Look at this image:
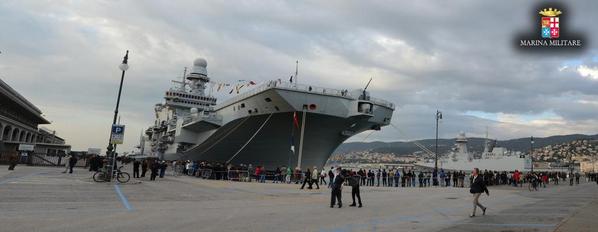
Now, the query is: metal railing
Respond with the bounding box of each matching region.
[182,113,223,125]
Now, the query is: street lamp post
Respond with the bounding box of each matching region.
[105,50,129,180]
[530,136,534,173]
[434,110,442,186]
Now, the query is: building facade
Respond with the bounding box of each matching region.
[0,78,70,164]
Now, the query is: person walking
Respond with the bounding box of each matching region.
[61,154,72,173]
[320,169,328,185]
[286,167,292,184]
[7,151,18,171]
[159,161,167,178]
[141,159,148,178]
[330,167,344,208]
[68,154,78,174]
[300,168,313,189]
[469,168,489,217]
[150,160,159,181]
[349,171,362,207]
[273,167,281,183]
[328,167,335,188]
[312,167,320,189]
[133,160,140,178]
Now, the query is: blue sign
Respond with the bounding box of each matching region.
[110,124,125,144]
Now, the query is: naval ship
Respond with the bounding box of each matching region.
[142,58,395,169]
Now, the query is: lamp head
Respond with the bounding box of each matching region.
[119,50,129,71]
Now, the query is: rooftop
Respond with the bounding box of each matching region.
[0,78,50,124]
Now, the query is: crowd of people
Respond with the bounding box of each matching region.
[78,156,598,192]
[349,169,469,188]
[143,159,598,189]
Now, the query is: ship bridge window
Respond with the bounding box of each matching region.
[248,110,252,114]
[240,103,245,108]
[264,97,272,102]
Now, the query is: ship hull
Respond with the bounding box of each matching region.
[175,111,377,169]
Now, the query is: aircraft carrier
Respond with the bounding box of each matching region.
[142,58,395,169]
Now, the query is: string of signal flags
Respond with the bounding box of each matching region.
[212,79,257,94]
[211,78,289,94]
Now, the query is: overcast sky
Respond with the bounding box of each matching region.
[1,0,597,152]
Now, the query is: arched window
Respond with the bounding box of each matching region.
[11,128,20,141]
[2,125,11,141]
[19,131,26,142]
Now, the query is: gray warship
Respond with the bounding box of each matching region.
[142,58,395,169]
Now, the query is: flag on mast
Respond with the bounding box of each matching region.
[293,112,299,128]
[290,135,295,152]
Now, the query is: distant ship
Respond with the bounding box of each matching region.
[140,58,395,169]
[421,132,525,171]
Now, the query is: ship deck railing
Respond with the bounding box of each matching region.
[216,80,394,110]
[182,114,223,125]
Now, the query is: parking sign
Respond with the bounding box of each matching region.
[111,124,125,144]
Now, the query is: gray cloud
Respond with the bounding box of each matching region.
[1,0,597,151]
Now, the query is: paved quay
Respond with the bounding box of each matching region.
[1,165,597,232]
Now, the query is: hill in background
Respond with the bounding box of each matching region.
[334,134,598,156]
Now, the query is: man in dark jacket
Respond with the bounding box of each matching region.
[300,168,313,189]
[349,171,362,208]
[159,161,167,178]
[469,168,489,217]
[7,152,18,171]
[141,160,148,177]
[330,167,345,208]
[133,160,140,178]
[328,167,334,188]
[68,155,78,174]
[150,160,159,181]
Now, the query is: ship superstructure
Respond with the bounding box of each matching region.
[422,131,524,171]
[144,58,395,169]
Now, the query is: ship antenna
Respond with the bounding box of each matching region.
[181,67,187,91]
[295,60,299,87]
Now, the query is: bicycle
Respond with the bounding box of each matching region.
[528,178,539,191]
[93,166,130,183]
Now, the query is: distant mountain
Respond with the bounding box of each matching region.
[334,134,598,156]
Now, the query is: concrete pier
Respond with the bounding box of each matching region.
[1,166,596,232]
